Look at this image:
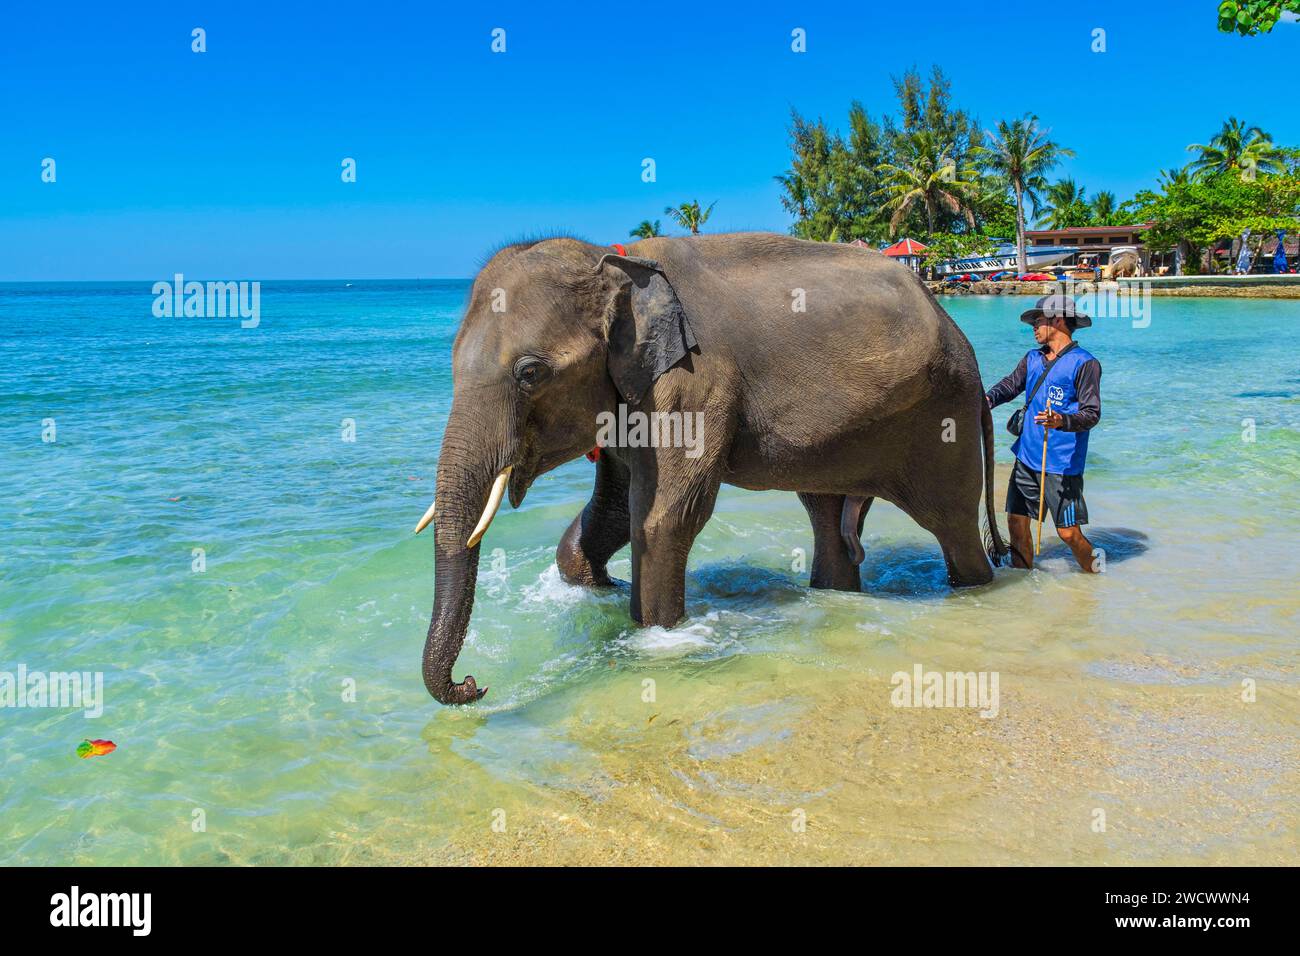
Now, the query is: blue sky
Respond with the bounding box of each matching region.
[3,1,1297,280]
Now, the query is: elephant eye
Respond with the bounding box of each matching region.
[513,358,548,388]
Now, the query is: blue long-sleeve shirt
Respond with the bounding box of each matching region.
[987,342,1102,474]
[987,343,1102,432]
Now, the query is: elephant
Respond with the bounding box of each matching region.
[414,232,1009,704]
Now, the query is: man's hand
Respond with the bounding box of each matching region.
[1035,408,1065,429]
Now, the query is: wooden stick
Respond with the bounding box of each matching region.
[1036,397,1051,555]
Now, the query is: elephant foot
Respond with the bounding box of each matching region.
[556,535,613,587]
[556,524,615,587]
[938,526,996,588]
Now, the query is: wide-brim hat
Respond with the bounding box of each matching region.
[1020,294,1092,328]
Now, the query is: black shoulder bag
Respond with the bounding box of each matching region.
[1007,349,1068,437]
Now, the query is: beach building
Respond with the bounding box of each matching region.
[877,237,927,272]
[1025,223,1156,271]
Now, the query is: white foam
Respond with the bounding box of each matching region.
[520,563,589,607]
[620,612,720,658]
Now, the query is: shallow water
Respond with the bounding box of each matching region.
[1,282,1296,865]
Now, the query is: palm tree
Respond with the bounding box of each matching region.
[1187,118,1285,181]
[663,200,716,235]
[1039,178,1090,229]
[1090,190,1117,225]
[774,170,811,222]
[876,129,977,236]
[1158,166,1191,190]
[977,114,1074,273]
[630,220,662,239]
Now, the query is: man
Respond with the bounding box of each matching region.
[986,294,1102,572]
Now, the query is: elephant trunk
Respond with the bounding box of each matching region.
[422,526,484,704]
[420,406,513,705]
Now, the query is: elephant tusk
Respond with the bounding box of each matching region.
[466,467,512,549]
[413,498,437,535]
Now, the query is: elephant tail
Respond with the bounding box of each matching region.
[981,399,1010,567]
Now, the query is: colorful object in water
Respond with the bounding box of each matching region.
[76,739,116,759]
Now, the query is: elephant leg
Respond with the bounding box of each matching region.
[900,492,993,589]
[797,492,863,591]
[890,412,993,588]
[935,521,994,587]
[628,476,721,627]
[556,452,631,587]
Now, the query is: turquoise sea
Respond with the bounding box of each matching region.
[2,281,1297,865]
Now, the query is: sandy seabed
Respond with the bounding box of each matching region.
[350,465,1299,867]
[398,659,1297,866]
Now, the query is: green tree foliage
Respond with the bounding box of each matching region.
[967,173,1020,239]
[883,67,983,237]
[1039,178,1092,229]
[1158,167,1192,190]
[878,129,977,236]
[629,219,662,239]
[776,68,984,244]
[776,105,888,242]
[1187,117,1286,180]
[1131,160,1300,273]
[976,114,1074,272]
[890,68,982,167]
[1090,191,1118,225]
[1216,1,1300,35]
[776,73,1298,282]
[663,200,716,235]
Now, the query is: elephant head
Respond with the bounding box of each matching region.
[415,238,696,704]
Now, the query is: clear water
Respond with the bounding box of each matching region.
[2,282,1296,865]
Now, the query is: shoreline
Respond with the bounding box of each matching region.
[928,277,1300,298]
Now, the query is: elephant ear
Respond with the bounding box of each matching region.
[597,254,698,405]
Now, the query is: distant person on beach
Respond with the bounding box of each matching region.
[986,295,1102,572]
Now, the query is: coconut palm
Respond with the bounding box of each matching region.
[1158,166,1191,190]
[1090,190,1117,225]
[876,129,977,237]
[1187,118,1285,181]
[663,200,716,235]
[976,114,1074,273]
[1039,178,1091,229]
[630,220,662,239]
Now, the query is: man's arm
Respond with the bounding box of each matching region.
[1058,358,1101,431]
[985,354,1028,408]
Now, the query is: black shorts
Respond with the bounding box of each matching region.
[1006,459,1089,527]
